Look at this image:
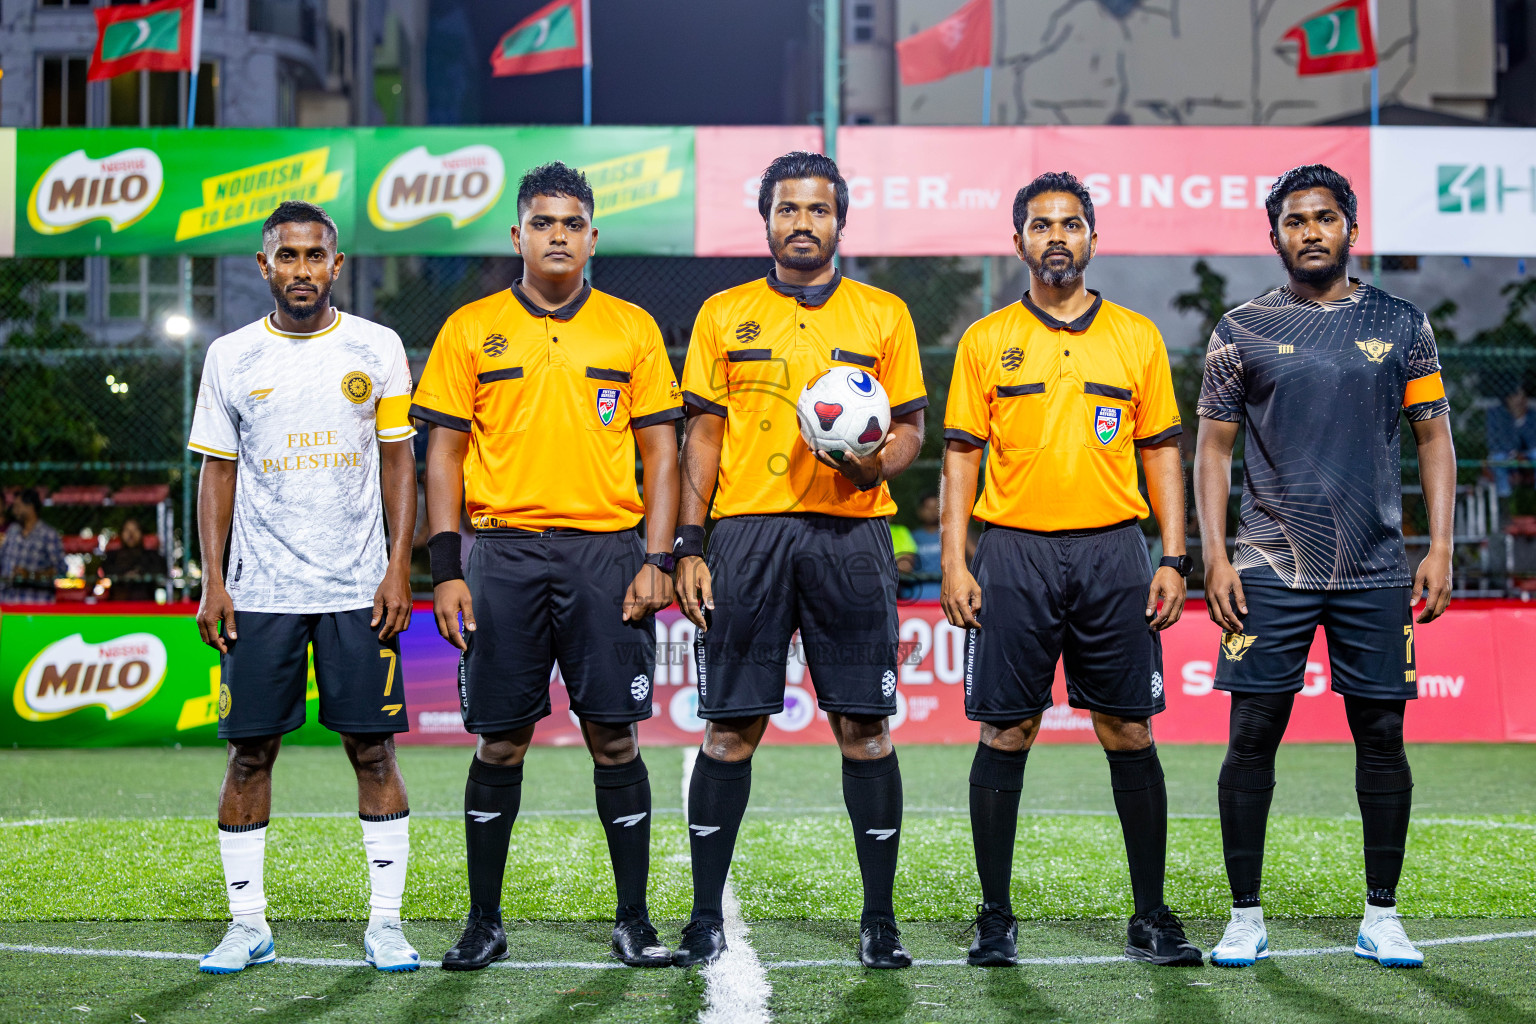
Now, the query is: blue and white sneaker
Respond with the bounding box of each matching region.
[199,919,276,974]
[1211,906,1269,967]
[364,919,421,972]
[1355,905,1424,968]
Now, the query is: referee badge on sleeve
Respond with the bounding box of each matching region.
[1094,405,1122,445]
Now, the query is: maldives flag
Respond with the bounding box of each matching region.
[895,0,992,86]
[1283,0,1377,75]
[491,0,588,78]
[88,0,200,81]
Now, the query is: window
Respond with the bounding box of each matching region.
[108,62,217,126]
[38,0,93,8]
[39,56,88,126]
[43,259,90,321]
[108,257,217,323]
[851,1,876,43]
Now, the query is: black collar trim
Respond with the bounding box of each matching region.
[511,278,591,320]
[767,267,842,307]
[1020,288,1103,332]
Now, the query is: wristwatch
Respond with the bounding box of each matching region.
[644,552,678,574]
[1159,554,1195,578]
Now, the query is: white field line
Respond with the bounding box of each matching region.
[683,746,771,1024]
[3,930,1533,972]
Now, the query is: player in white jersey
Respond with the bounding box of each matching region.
[189,201,420,974]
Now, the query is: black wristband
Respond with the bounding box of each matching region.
[673,525,706,559]
[427,531,464,587]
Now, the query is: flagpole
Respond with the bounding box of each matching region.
[581,0,592,125]
[185,0,202,128]
[1368,0,1380,287]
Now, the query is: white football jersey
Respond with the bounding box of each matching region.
[188,310,415,613]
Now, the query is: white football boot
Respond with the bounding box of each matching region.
[1210,906,1270,967]
[1355,904,1424,968]
[199,919,276,974]
[364,919,421,972]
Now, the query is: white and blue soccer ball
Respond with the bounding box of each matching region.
[796,366,892,461]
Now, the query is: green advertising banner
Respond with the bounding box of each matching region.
[355,125,694,255]
[12,126,693,257]
[1,613,332,747]
[16,128,357,257]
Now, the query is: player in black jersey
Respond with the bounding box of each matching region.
[1194,165,1455,969]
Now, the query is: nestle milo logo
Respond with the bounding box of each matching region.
[27,148,164,235]
[1438,164,1536,214]
[367,144,505,232]
[13,632,167,722]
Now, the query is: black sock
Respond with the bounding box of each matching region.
[969,742,1028,912]
[464,758,522,923]
[1106,745,1168,916]
[842,752,903,924]
[594,756,652,915]
[686,751,752,923]
[1357,768,1413,907]
[1218,764,1276,906]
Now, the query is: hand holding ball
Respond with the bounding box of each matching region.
[796,367,892,461]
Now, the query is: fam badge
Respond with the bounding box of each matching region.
[596,387,619,426]
[1094,405,1122,445]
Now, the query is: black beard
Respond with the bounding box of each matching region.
[1280,238,1351,287]
[270,279,330,323]
[769,231,836,272]
[1025,248,1091,288]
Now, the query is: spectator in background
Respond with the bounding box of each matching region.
[1486,380,1536,499]
[0,489,65,604]
[104,517,163,602]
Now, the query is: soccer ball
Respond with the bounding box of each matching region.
[796,366,891,461]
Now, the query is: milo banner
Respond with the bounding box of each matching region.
[355,125,694,255]
[4,604,1533,747]
[17,128,356,256]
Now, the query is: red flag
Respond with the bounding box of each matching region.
[490,0,587,78]
[88,0,200,81]
[1283,0,1377,76]
[896,0,992,86]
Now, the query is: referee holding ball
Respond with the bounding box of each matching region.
[940,172,1201,967]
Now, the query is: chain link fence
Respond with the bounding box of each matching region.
[4,254,1535,598]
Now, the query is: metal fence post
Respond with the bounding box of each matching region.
[181,256,194,598]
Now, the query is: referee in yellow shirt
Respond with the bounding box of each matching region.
[672,151,927,969]
[941,172,1201,967]
[411,163,682,971]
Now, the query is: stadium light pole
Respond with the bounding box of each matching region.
[823,0,840,160]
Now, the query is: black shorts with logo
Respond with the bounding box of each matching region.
[218,608,407,739]
[1214,580,1417,699]
[694,513,899,720]
[964,521,1165,723]
[460,528,655,734]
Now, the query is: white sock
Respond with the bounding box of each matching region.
[218,821,268,924]
[360,812,410,927]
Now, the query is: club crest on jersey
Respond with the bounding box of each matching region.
[1001,346,1024,371]
[1094,405,1121,445]
[596,387,619,426]
[735,321,761,343]
[1221,632,1258,661]
[483,333,508,357]
[1356,338,1393,363]
[847,371,877,397]
[342,371,372,404]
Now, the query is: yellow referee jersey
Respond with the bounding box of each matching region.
[410,281,683,532]
[945,291,1181,532]
[681,270,928,518]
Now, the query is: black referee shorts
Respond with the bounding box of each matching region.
[218,609,407,740]
[1214,580,1417,700]
[459,528,656,734]
[964,521,1165,723]
[694,513,899,720]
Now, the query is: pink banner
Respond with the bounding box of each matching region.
[695,125,1372,258]
[694,126,824,257]
[399,601,1526,747]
